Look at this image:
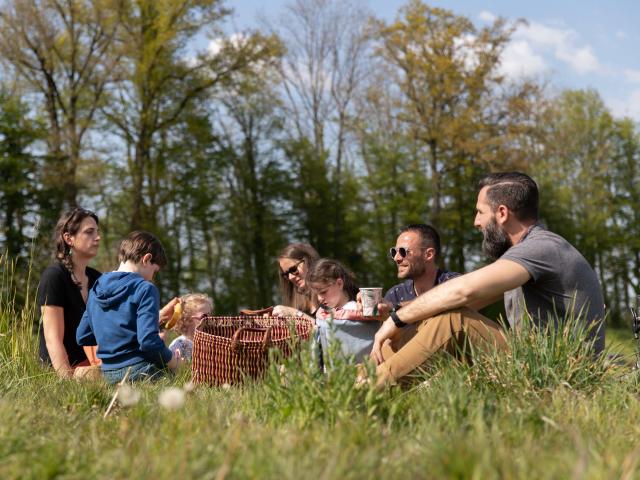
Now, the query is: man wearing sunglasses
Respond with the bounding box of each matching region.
[384,224,460,313]
[366,224,461,354]
[370,172,605,388]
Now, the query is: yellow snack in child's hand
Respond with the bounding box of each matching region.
[165,301,182,330]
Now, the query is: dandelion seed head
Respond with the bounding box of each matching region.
[158,387,186,410]
[117,384,141,407]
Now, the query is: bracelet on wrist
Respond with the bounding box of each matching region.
[390,309,408,328]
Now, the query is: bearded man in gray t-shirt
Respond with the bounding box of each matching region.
[369,172,606,388]
[501,226,605,352]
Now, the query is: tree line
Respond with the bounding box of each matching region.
[0,0,638,324]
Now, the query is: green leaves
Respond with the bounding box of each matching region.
[0,0,637,321]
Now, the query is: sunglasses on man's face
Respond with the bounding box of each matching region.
[389,247,414,259]
[281,260,304,278]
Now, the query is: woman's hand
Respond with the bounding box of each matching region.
[271,305,300,317]
[271,305,315,323]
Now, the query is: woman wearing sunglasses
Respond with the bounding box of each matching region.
[272,243,320,319]
[37,208,102,378]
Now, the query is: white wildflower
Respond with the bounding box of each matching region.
[221,383,231,390]
[417,379,431,391]
[117,384,141,407]
[158,387,186,410]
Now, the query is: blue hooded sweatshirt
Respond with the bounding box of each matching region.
[76,271,173,370]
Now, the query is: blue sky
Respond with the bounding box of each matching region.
[223,0,640,120]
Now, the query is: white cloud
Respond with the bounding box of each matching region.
[624,69,640,83]
[556,45,600,74]
[498,40,547,78]
[608,89,640,120]
[512,21,603,75]
[516,21,570,48]
[183,32,249,68]
[207,33,247,57]
[479,11,497,23]
[616,30,627,40]
[453,33,481,71]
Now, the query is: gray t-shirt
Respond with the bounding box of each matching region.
[501,225,605,354]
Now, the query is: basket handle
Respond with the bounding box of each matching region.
[192,313,207,328]
[239,306,274,316]
[231,327,273,352]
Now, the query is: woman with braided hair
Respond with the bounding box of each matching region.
[37,208,102,377]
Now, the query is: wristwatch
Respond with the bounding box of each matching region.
[389,309,408,328]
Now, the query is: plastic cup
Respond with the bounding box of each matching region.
[360,287,383,317]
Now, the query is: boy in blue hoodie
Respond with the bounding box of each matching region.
[77,231,181,383]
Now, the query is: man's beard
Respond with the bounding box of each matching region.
[482,218,512,260]
[398,259,426,279]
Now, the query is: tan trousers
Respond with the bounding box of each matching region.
[376,307,508,387]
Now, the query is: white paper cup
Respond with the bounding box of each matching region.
[360,287,383,317]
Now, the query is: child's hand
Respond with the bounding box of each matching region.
[159,297,180,326]
[168,349,183,372]
[355,291,363,312]
[83,345,101,366]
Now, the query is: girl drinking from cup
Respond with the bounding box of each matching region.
[307,259,380,364]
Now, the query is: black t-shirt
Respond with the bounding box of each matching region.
[37,262,101,366]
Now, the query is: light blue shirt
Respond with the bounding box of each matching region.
[315,301,380,364]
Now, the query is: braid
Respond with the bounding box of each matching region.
[53,207,99,289]
[61,250,80,287]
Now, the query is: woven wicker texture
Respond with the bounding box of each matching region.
[192,315,314,386]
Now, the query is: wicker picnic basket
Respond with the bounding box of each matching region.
[192,315,314,386]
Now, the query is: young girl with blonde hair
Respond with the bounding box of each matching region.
[169,293,214,361]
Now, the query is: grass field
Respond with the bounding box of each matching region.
[2,280,640,478]
[607,325,637,359]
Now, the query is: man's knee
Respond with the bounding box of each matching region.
[415,308,472,332]
[418,307,500,329]
[415,308,506,352]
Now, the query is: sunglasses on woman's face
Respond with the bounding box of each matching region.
[389,247,413,259]
[281,259,304,278]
